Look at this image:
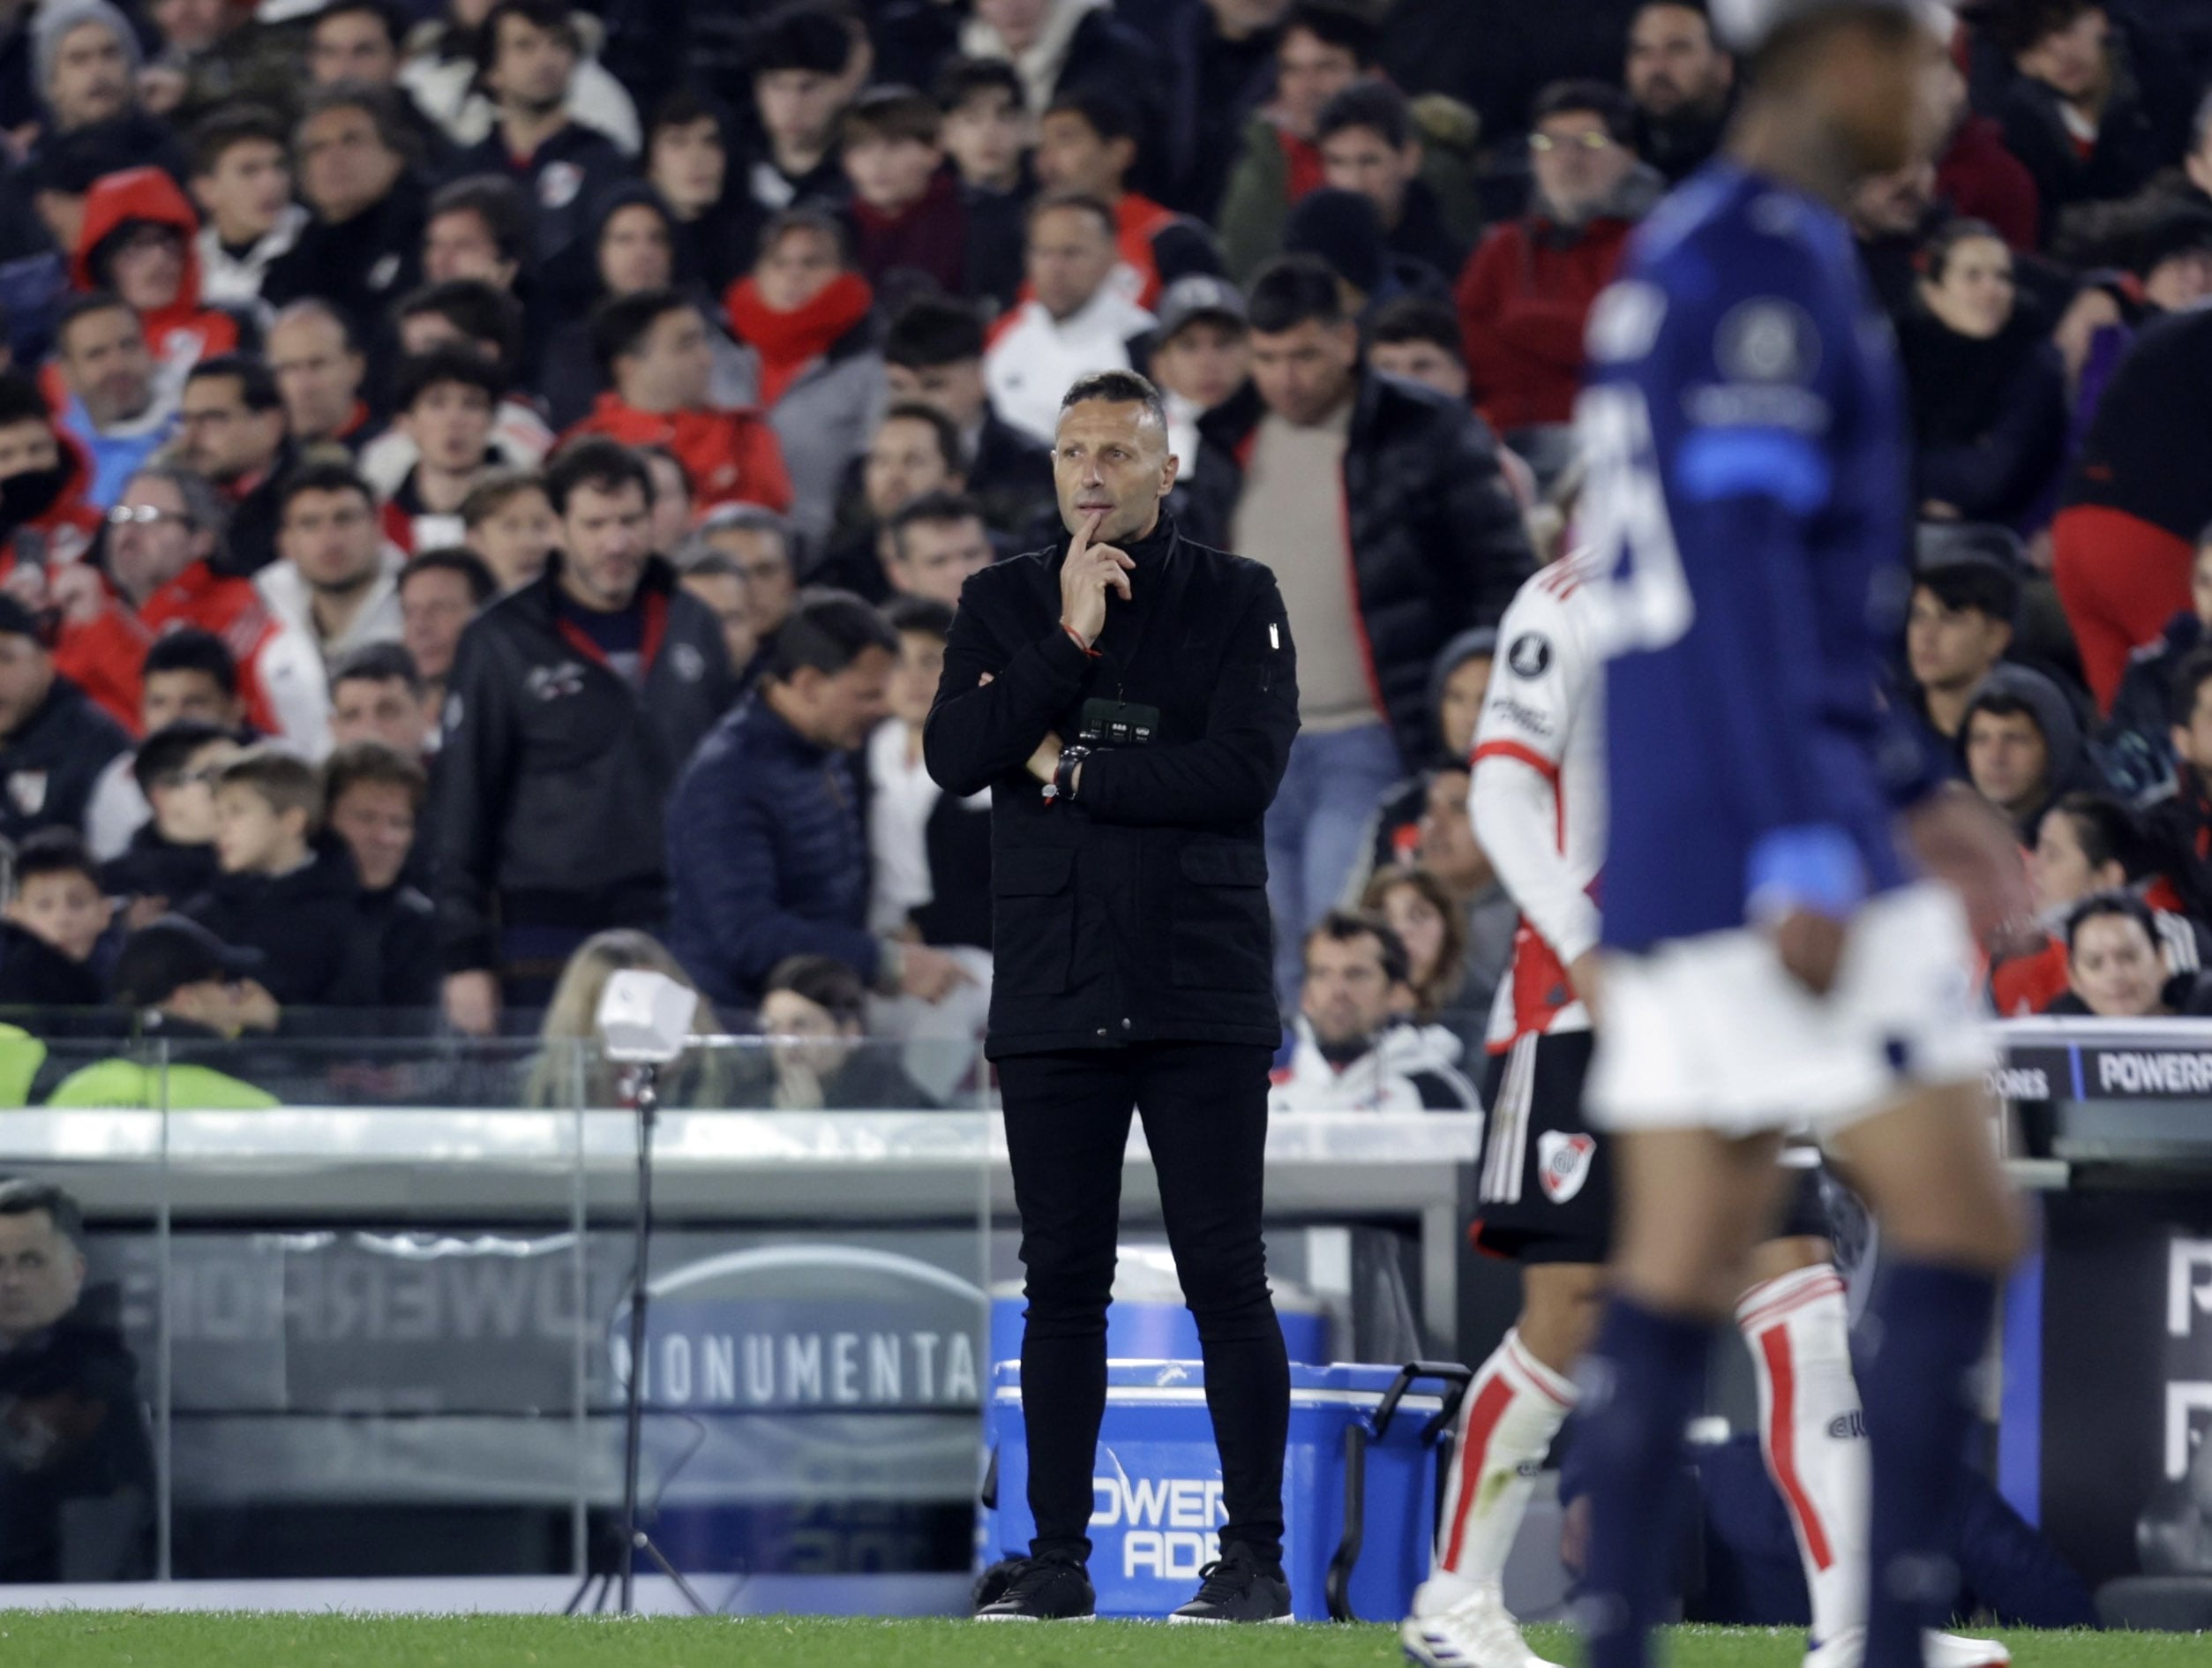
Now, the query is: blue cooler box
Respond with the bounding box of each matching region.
[982,1359,1460,1622]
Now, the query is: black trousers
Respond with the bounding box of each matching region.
[997,1040,1289,1567]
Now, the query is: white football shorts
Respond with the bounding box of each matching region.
[1587,882,1994,1138]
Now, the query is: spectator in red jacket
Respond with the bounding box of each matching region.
[1455,80,1660,455]
[838,86,971,303]
[567,287,794,517]
[1931,46,2040,252]
[70,166,240,394]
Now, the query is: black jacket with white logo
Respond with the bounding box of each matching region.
[0,674,128,851]
[431,555,734,973]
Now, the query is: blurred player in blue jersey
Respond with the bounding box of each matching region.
[1571,5,2030,1668]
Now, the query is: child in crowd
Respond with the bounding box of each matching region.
[181,747,377,1008]
[99,719,238,929]
[0,830,116,1007]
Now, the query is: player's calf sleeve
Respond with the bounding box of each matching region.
[1421,1327,1578,1611]
[1576,1296,1710,1668]
[1736,1263,1870,1646]
[1858,1261,1997,1668]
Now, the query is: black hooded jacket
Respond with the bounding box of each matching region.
[433,555,736,973]
[1954,664,2104,842]
[1179,369,1533,766]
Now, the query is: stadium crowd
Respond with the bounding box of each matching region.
[0,0,2201,1108]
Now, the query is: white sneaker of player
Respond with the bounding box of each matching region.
[1802,1627,2013,1668]
[1398,1583,1564,1668]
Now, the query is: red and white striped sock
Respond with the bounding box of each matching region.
[1417,1326,1578,1614]
[1736,1263,1870,1646]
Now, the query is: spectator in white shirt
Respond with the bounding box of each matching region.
[984,191,1156,444]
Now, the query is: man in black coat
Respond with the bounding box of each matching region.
[0,596,127,850]
[433,439,734,1033]
[925,368,1299,1625]
[0,1180,154,1583]
[1179,256,1531,1000]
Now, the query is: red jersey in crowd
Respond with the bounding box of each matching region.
[71,168,239,379]
[56,560,327,748]
[565,394,794,515]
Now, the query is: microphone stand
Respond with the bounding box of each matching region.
[566,1060,713,1617]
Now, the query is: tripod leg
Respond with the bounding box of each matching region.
[635,1531,715,1616]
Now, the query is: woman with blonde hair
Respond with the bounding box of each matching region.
[523,929,733,1108]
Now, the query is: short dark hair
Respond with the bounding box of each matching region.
[751,2,852,77]
[326,737,429,815]
[0,1179,86,1253]
[765,952,867,1026]
[889,489,986,560]
[143,627,238,695]
[762,589,899,684]
[1043,88,1142,156]
[428,174,533,267]
[1368,295,1463,357]
[2065,888,2159,958]
[932,54,1024,114]
[1916,560,2019,628]
[592,287,696,382]
[1921,218,2008,288]
[1058,368,1166,433]
[1247,254,1346,333]
[1316,80,1413,150]
[312,0,405,50]
[1963,689,2042,741]
[1282,1,1379,65]
[0,371,49,429]
[479,0,581,67]
[133,717,234,796]
[1027,188,1116,240]
[545,437,655,515]
[190,103,289,178]
[402,545,498,606]
[883,295,986,369]
[1532,78,1635,144]
[2045,791,2141,879]
[878,401,963,478]
[394,343,506,412]
[843,85,941,149]
[185,353,283,414]
[394,280,524,369]
[2174,646,2212,729]
[331,640,424,700]
[298,80,418,166]
[13,826,98,895]
[882,593,955,640]
[1981,0,2096,60]
[1302,908,1411,986]
[757,205,850,267]
[277,458,375,520]
[647,87,727,151]
[55,291,136,354]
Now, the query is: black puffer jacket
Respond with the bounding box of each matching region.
[1179,369,1533,766]
[432,556,736,973]
[0,674,128,851]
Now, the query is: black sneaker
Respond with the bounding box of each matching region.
[1168,1544,1293,1624]
[973,1552,1095,1620]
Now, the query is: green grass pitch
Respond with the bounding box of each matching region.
[0,1616,2188,1668]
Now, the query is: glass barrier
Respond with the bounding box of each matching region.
[0,1033,997,1592]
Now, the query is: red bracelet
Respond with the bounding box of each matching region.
[1060,620,1100,657]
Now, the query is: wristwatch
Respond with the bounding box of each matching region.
[1044,745,1094,803]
